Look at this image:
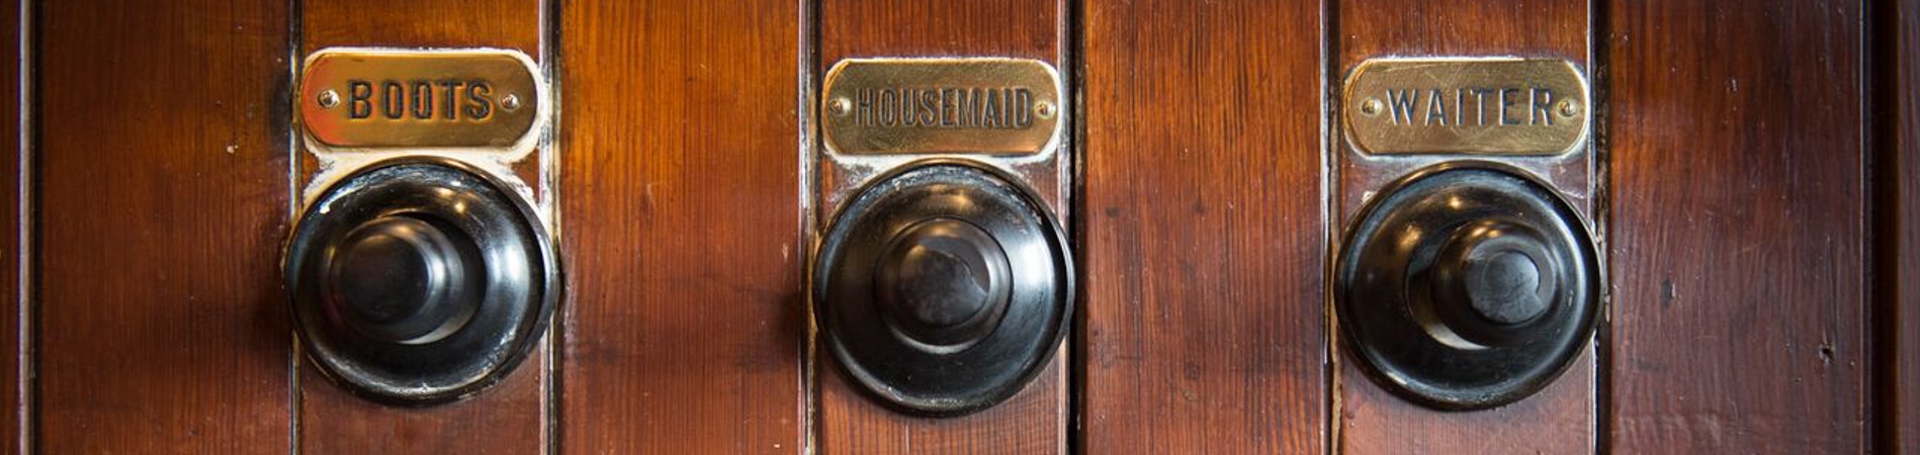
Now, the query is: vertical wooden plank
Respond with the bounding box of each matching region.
[560,0,805,453]
[1080,0,1326,453]
[1877,0,1919,452]
[1608,1,1866,452]
[1330,1,1596,454]
[37,2,292,452]
[813,1,1069,453]
[0,1,18,452]
[295,1,550,453]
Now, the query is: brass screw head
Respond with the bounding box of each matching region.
[317,89,341,109]
[1360,98,1383,117]
[1556,99,1580,118]
[827,98,852,117]
[1034,101,1057,119]
[501,94,523,112]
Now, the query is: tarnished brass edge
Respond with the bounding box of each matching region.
[294,47,552,161]
[1339,57,1592,157]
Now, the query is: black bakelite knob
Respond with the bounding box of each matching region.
[287,157,559,405]
[1426,219,1560,348]
[325,215,479,345]
[815,161,1073,416]
[1335,162,1599,410]
[874,218,1012,353]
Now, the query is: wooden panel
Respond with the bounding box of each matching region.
[814,1,1069,453]
[0,1,18,453]
[37,2,292,452]
[296,1,549,454]
[1608,1,1866,452]
[1079,0,1325,453]
[1331,1,1596,453]
[559,0,804,453]
[1877,0,1919,452]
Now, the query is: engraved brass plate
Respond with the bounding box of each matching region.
[822,58,1062,155]
[1344,58,1589,155]
[299,48,543,149]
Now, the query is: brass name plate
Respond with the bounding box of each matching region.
[299,48,543,149]
[1344,58,1589,155]
[822,58,1062,155]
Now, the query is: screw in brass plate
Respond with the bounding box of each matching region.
[501,94,523,112]
[827,97,852,117]
[1556,99,1579,118]
[1359,98,1383,117]
[317,89,341,109]
[1034,101,1057,120]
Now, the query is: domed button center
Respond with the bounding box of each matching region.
[1465,249,1550,325]
[1431,219,1560,335]
[874,217,1012,352]
[326,215,476,345]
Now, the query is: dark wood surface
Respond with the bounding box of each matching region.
[1331,0,1596,453]
[1607,0,1867,452]
[295,1,550,453]
[559,0,805,453]
[814,1,1070,453]
[36,1,293,452]
[15,2,1906,453]
[1079,0,1326,453]
[0,1,18,453]
[1878,0,1919,452]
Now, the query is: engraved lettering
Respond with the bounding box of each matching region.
[348,80,373,119]
[878,89,897,126]
[958,88,977,127]
[1472,88,1493,126]
[841,85,1049,130]
[1498,88,1520,125]
[1385,88,1418,125]
[1531,87,1555,126]
[1424,89,1449,126]
[465,82,493,120]
[382,81,405,119]
[919,89,939,126]
[1012,88,1032,128]
[438,80,464,120]
[981,88,1001,128]
[940,89,957,127]
[411,81,434,119]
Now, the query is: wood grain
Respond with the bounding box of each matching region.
[1079,0,1326,453]
[559,0,805,453]
[1330,1,1596,453]
[814,1,1069,453]
[295,1,550,453]
[0,1,18,453]
[36,1,292,452]
[1607,1,1867,452]
[1876,0,1919,452]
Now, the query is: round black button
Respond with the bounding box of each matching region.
[874,217,1011,352]
[815,161,1073,416]
[325,215,478,345]
[287,157,560,405]
[1335,162,1599,410]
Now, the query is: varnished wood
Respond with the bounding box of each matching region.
[37,1,292,452]
[1079,0,1326,453]
[813,1,1069,453]
[0,2,18,453]
[1607,1,1866,452]
[1877,0,1919,452]
[294,1,550,453]
[559,0,805,453]
[1331,1,1596,453]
